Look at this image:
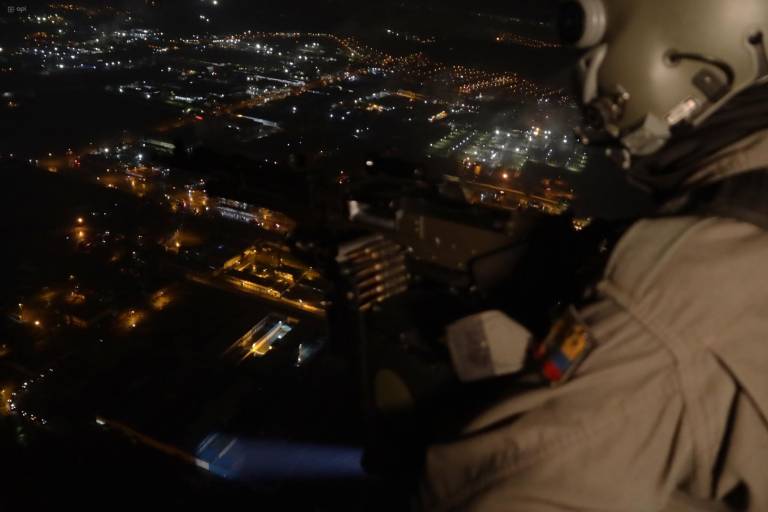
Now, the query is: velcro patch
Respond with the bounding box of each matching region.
[534,307,596,386]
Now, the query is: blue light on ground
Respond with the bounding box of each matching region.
[195,434,365,482]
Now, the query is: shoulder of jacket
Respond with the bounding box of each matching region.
[605,216,768,300]
[600,215,768,349]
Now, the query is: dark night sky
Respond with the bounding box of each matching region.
[16,0,561,33]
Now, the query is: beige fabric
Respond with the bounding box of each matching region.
[421,216,768,511]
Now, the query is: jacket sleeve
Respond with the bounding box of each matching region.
[420,299,697,512]
[421,217,753,512]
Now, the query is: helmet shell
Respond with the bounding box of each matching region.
[575,0,768,154]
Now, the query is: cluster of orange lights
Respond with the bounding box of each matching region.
[48,2,115,16]
[218,30,550,98]
[495,33,561,49]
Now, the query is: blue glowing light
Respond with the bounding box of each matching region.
[195,434,365,482]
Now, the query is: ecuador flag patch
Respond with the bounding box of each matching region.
[535,307,595,386]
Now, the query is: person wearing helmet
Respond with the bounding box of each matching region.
[421,1,768,510]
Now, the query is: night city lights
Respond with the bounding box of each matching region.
[0,1,657,510]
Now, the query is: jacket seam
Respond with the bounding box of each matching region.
[599,282,716,498]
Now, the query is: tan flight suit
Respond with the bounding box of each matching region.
[421,133,768,511]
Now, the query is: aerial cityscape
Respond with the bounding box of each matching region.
[0,1,652,508]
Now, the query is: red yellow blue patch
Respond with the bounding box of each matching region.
[534,307,595,386]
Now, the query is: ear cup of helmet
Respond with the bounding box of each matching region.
[557,0,607,48]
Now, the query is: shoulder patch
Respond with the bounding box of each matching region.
[534,307,596,386]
